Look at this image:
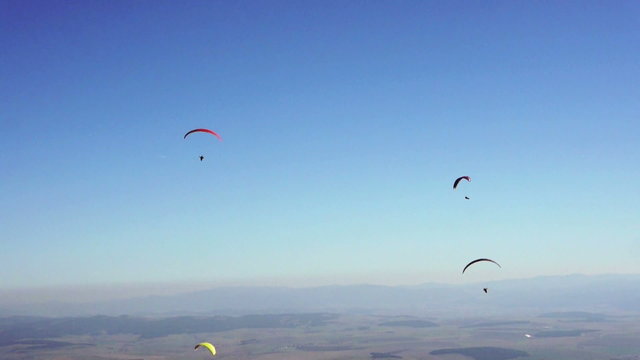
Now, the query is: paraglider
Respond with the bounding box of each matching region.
[184,128,223,141]
[462,258,501,274]
[184,129,221,162]
[453,176,471,190]
[463,259,501,294]
[194,342,216,357]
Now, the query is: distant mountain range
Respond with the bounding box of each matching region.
[2,274,638,317]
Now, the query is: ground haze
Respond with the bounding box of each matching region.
[1,311,639,360]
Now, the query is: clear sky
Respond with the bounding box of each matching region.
[1,0,639,290]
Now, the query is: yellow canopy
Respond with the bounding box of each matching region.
[194,342,216,357]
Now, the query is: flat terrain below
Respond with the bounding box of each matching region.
[1,312,639,360]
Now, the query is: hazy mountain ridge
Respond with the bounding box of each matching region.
[2,274,638,317]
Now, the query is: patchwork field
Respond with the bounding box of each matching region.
[1,312,639,360]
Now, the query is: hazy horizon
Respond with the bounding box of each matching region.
[1,272,638,307]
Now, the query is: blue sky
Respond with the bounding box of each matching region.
[1,0,639,290]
